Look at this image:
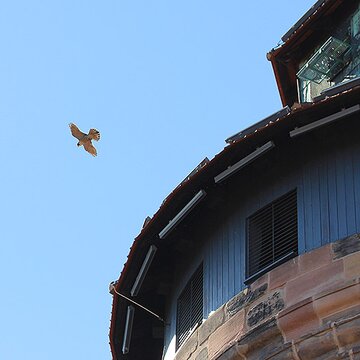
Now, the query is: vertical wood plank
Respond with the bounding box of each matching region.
[303,162,313,251]
[202,137,360,319]
[319,157,330,245]
[327,152,339,242]
[336,149,348,238]
[310,160,322,248]
[344,146,357,235]
[352,144,360,231]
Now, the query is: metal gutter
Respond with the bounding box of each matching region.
[268,54,288,107]
[159,190,207,239]
[214,141,275,183]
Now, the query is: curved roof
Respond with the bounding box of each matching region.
[109,79,360,358]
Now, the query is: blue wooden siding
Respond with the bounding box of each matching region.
[203,137,360,314]
[164,134,360,358]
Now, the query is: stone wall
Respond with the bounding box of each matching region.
[174,234,360,360]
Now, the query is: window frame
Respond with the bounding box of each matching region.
[175,263,203,351]
[245,189,298,285]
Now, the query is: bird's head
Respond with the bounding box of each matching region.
[77,142,81,147]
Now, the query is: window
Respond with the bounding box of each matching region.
[246,190,298,284]
[297,6,360,103]
[297,37,351,84]
[176,264,203,350]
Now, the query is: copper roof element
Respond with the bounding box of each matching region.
[281,0,327,42]
[142,216,152,229]
[267,0,355,107]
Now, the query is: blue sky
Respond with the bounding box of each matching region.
[0,1,315,359]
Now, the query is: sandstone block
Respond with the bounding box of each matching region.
[208,309,245,360]
[278,298,320,341]
[297,330,338,360]
[314,283,360,320]
[285,260,344,307]
[269,257,299,290]
[175,329,198,360]
[198,306,225,345]
[298,245,331,274]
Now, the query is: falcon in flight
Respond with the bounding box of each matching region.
[69,123,100,157]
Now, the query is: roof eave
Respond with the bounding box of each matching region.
[267,0,344,106]
[109,84,360,359]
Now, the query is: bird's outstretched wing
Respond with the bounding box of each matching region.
[88,128,100,141]
[83,141,97,157]
[69,123,86,140]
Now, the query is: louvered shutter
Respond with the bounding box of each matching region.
[176,264,203,350]
[247,190,298,280]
